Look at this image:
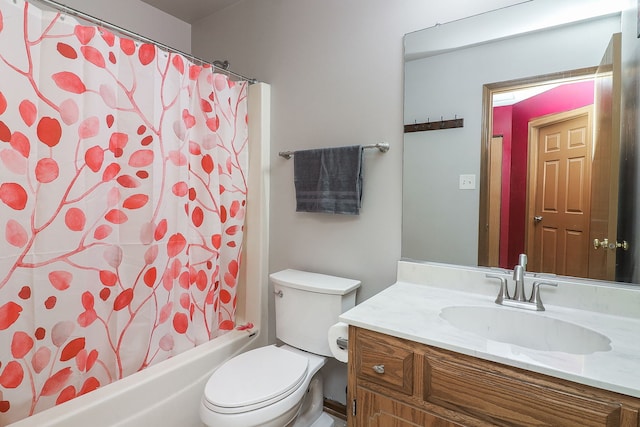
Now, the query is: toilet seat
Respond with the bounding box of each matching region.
[202,345,309,415]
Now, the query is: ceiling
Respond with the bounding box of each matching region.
[140,0,241,24]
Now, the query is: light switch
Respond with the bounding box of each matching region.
[459,174,476,190]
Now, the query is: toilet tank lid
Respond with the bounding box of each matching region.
[270,269,360,295]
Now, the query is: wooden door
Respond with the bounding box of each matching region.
[588,33,622,280]
[488,136,503,267]
[527,107,593,277]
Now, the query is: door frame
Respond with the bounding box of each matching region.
[488,135,503,266]
[525,105,593,271]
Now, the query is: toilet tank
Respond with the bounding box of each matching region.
[270,269,360,357]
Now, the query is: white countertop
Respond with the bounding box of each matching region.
[340,263,640,399]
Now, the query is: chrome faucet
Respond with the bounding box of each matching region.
[512,265,526,302]
[518,253,527,270]
[486,254,557,311]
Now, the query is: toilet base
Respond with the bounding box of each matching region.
[291,371,327,427]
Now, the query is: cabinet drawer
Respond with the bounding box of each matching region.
[355,328,414,395]
[424,348,624,427]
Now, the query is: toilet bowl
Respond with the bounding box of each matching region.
[200,345,326,427]
[199,269,360,427]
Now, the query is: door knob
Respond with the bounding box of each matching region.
[594,239,629,251]
[616,240,629,251]
[593,238,608,250]
[533,216,543,223]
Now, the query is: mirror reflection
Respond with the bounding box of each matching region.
[402,0,637,283]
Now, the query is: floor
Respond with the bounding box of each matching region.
[327,414,347,427]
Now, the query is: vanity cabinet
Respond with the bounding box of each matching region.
[348,326,640,427]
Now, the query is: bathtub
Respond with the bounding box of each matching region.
[7,330,259,427]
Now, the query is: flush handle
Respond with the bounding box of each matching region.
[372,364,385,374]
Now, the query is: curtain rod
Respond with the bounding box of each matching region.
[29,0,258,84]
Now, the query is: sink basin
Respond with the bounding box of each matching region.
[440,306,611,355]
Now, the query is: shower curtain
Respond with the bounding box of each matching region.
[0,0,249,423]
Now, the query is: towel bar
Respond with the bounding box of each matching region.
[278,142,389,159]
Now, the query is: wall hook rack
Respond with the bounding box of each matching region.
[404,116,464,133]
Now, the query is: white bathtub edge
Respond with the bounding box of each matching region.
[7,330,258,427]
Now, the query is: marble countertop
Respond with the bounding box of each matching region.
[340,279,640,399]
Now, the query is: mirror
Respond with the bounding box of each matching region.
[402,0,637,283]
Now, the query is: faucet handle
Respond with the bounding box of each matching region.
[486,274,509,304]
[529,281,557,311]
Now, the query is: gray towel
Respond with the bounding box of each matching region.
[293,145,364,215]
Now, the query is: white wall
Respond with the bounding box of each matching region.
[192,0,526,320]
[53,0,191,53]
[191,0,526,405]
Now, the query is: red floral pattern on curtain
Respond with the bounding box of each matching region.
[0,0,248,423]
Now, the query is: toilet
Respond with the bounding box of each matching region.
[200,269,360,427]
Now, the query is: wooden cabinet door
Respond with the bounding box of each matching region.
[356,388,467,427]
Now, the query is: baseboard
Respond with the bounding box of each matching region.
[323,398,347,420]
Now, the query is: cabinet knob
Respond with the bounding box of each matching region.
[372,364,385,374]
